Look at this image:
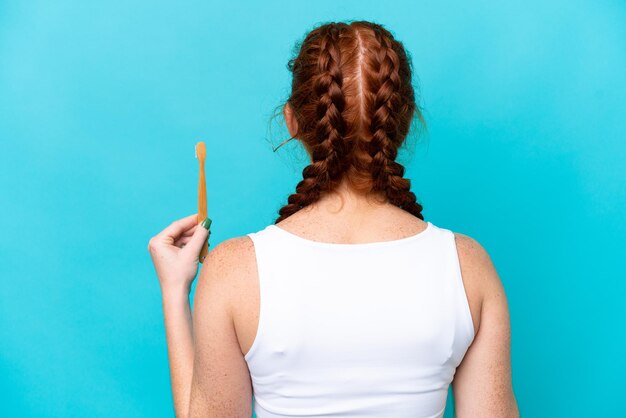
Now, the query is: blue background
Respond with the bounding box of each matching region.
[1,1,624,417]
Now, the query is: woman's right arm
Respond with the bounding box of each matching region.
[451,234,520,418]
[148,214,211,417]
[160,286,195,417]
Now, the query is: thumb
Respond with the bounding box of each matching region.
[186,217,212,256]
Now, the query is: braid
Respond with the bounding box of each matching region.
[275,24,349,223]
[366,25,424,220]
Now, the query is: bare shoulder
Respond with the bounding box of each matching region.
[203,235,257,274]
[452,231,509,299]
[198,235,257,313]
[205,235,255,266]
[449,232,494,335]
[452,231,499,286]
[452,231,510,328]
[199,235,261,358]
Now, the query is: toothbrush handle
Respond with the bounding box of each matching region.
[198,159,209,263]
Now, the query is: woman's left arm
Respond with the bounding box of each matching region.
[148,214,212,417]
[186,237,254,417]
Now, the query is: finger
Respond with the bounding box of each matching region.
[174,234,195,248]
[172,225,212,249]
[156,213,200,242]
[181,227,196,237]
[180,223,210,240]
[183,219,215,236]
[183,218,211,256]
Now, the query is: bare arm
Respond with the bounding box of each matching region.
[160,286,195,417]
[149,214,209,418]
[187,237,254,417]
[452,233,519,417]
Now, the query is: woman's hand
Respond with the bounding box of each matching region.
[149,213,210,416]
[148,213,212,294]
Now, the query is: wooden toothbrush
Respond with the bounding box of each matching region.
[195,142,209,263]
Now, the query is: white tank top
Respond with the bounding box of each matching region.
[245,220,475,418]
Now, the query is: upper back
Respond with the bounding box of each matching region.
[233,206,482,417]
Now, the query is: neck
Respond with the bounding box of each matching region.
[309,177,388,216]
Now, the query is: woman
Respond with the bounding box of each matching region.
[148,20,519,418]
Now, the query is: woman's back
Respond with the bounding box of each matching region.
[232,201,479,417]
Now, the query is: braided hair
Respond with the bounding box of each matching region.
[274,20,425,223]
[359,22,424,219]
[274,23,350,223]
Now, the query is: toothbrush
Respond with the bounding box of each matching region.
[195,141,209,263]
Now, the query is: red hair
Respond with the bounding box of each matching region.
[273,20,426,223]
